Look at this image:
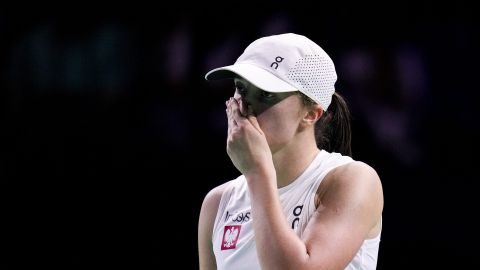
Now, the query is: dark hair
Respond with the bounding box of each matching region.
[300,92,352,156]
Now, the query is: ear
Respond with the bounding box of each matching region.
[301,104,323,127]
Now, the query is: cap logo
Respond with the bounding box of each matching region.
[205,33,338,110]
[270,56,284,70]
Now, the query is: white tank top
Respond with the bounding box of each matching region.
[212,150,381,270]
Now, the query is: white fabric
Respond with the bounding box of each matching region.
[212,150,381,270]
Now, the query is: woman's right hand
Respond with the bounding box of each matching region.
[225,97,275,179]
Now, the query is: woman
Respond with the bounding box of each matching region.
[198,33,384,270]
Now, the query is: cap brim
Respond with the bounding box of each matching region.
[205,63,297,93]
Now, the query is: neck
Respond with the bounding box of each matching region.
[272,134,320,188]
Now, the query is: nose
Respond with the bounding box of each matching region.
[233,96,251,117]
[234,91,252,106]
[233,89,256,116]
[234,92,253,106]
[233,91,242,100]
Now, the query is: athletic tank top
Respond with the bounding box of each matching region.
[212,150,381,270]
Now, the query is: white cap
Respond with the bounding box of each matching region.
[205,33,337,111]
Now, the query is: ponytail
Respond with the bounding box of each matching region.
[315,92,352,156]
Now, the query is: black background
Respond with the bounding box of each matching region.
[1,4,478,269]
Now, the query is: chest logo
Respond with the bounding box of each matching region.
[291,205,304,229]
[221,225,241,250]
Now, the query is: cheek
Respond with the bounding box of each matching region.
[257,108,300,147]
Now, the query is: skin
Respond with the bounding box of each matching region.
[198,78,384,270]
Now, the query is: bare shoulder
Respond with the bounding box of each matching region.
[199,181,233,233]
[319,161,384,225]
[200,181,231,214]
[198,182,232,270]
[324,161,382,191]
[198,181,232,248]
[301,161,384,268]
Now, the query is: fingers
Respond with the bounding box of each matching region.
[226,97,263,133]
[226,98,236,137]
[226,97,245,125]
[230,97,244,122]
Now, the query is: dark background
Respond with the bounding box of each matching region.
[1,4,478,269]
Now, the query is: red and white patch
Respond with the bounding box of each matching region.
[221,225,241,250]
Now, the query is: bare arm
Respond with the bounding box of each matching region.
[227,99,383,270]
[198,183,229,270]
[225,97,383,269]
[248,161,383,270]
